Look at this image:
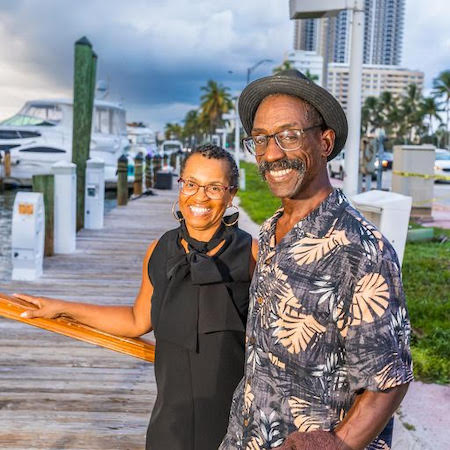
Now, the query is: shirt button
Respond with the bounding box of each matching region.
[257,297,263,305]
[265,257,272,264]
[249,336,256,345]
[244,419,249,427]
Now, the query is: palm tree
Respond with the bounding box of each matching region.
[199,80,233,137]
[164,122,183,140]
[182,110,203,147]
[361,96,382,134]
[420,97,443,136]
[273,60,294,74]
[432,70,450,148]
[305,69,319,82]
[400,83,423,143]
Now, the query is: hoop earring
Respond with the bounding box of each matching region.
[172,200,184,222]
[222,204,239,227]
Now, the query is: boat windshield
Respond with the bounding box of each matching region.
[1,104,63,126]
[163,143,182,152]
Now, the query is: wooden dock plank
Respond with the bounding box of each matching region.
[0,188,179,449]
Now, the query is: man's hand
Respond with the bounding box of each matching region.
[277,430,349,450]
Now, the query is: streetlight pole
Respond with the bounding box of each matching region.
[246,59,273,84]
[289,0,365,196]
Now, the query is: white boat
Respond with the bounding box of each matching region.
[0,99,129,185]
[127,125,158,158]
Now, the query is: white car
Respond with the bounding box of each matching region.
[0,99,129,184]
[328,151,345,179]
[434,148,450,183]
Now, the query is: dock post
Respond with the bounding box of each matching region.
[4,149,11,177]
[133,152,143,196]
[169,152,177,170]
[145,154,153,189]
[72,36,97,231]
[117,154,128,206]
[52,161,77,253]
[153,155,162,177]
[0,152,3,192]
[32,174,54,256]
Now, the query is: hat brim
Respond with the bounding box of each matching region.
[238,73,348,161]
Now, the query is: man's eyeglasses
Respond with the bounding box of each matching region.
[178,178,235,200]
[242,125,323,156]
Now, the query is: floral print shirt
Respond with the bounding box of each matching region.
[220,189,413,450]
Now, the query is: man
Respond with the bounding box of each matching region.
[220,70,413,450]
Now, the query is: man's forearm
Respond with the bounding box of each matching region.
[334,383,409,449]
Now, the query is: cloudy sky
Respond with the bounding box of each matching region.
[0,0,449,132]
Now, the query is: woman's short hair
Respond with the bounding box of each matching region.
[180,144,239,188]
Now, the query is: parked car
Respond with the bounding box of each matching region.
[161,139,183,156]
[374,151,393,170]
[434,148,450,183]
[328,151,345,179]
[0,99,129,184]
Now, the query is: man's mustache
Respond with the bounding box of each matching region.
[258,158,305,179]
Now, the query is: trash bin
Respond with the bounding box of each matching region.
[351,190,412,265]
[85,158,105,230]
[155,171,173,190]
[11,192,45,280]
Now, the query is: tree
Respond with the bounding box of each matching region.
[305,69,319,82]
[273,60,294,74]
[164,122,183,140]
[420,97,443,136]
[199,80,233,137]
[182,110,203,147]
[432,70,450,148]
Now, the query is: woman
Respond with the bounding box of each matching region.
[16,144,258,450]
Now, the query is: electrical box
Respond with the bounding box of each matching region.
[391,145,435,217]
[11,192,45,280]
[351,190,412,265]
[52,161,76,253]
[85,158,105,229]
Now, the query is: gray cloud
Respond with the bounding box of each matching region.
[0,0,448,130]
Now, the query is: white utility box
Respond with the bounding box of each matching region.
[391,145,435,216]
[85,157,105,229]
[351,190,412,265]
[52,161,76,253]
[11,192,45,281]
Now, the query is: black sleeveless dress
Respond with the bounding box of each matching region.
[146,224,252,450]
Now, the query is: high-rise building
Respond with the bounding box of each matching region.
[327,64,424,112]
[293,0,405,66]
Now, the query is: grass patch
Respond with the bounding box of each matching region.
[238,162,450,384]
[238,162,281,224]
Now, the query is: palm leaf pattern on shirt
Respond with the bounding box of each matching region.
[288,397,321,432]
[244,382,254,414]
[290,229,350,265]
[272,306,326,354]
[351,273,389,325]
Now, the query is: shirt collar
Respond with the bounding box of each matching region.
[266,189,349,249]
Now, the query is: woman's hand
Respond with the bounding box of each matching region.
[14,293,67,320]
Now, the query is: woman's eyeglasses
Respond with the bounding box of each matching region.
[178,178,235,200]
[242,125,323,156]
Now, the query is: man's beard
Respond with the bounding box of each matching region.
[258,158,306,180]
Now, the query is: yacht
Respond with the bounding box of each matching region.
[0,99,130,185]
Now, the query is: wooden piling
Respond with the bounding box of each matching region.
[0,152,4,192]
[133,152,143,196]
[32,174,54,256]
[72,36,96,231]
[145,154,153,189]
[117,154,128,206]
[4,149,11,177]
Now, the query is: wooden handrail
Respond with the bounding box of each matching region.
[0,292,155,363]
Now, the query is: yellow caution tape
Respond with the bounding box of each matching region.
[393,170,450,182]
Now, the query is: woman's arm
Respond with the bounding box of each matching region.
[16,240,158,338]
